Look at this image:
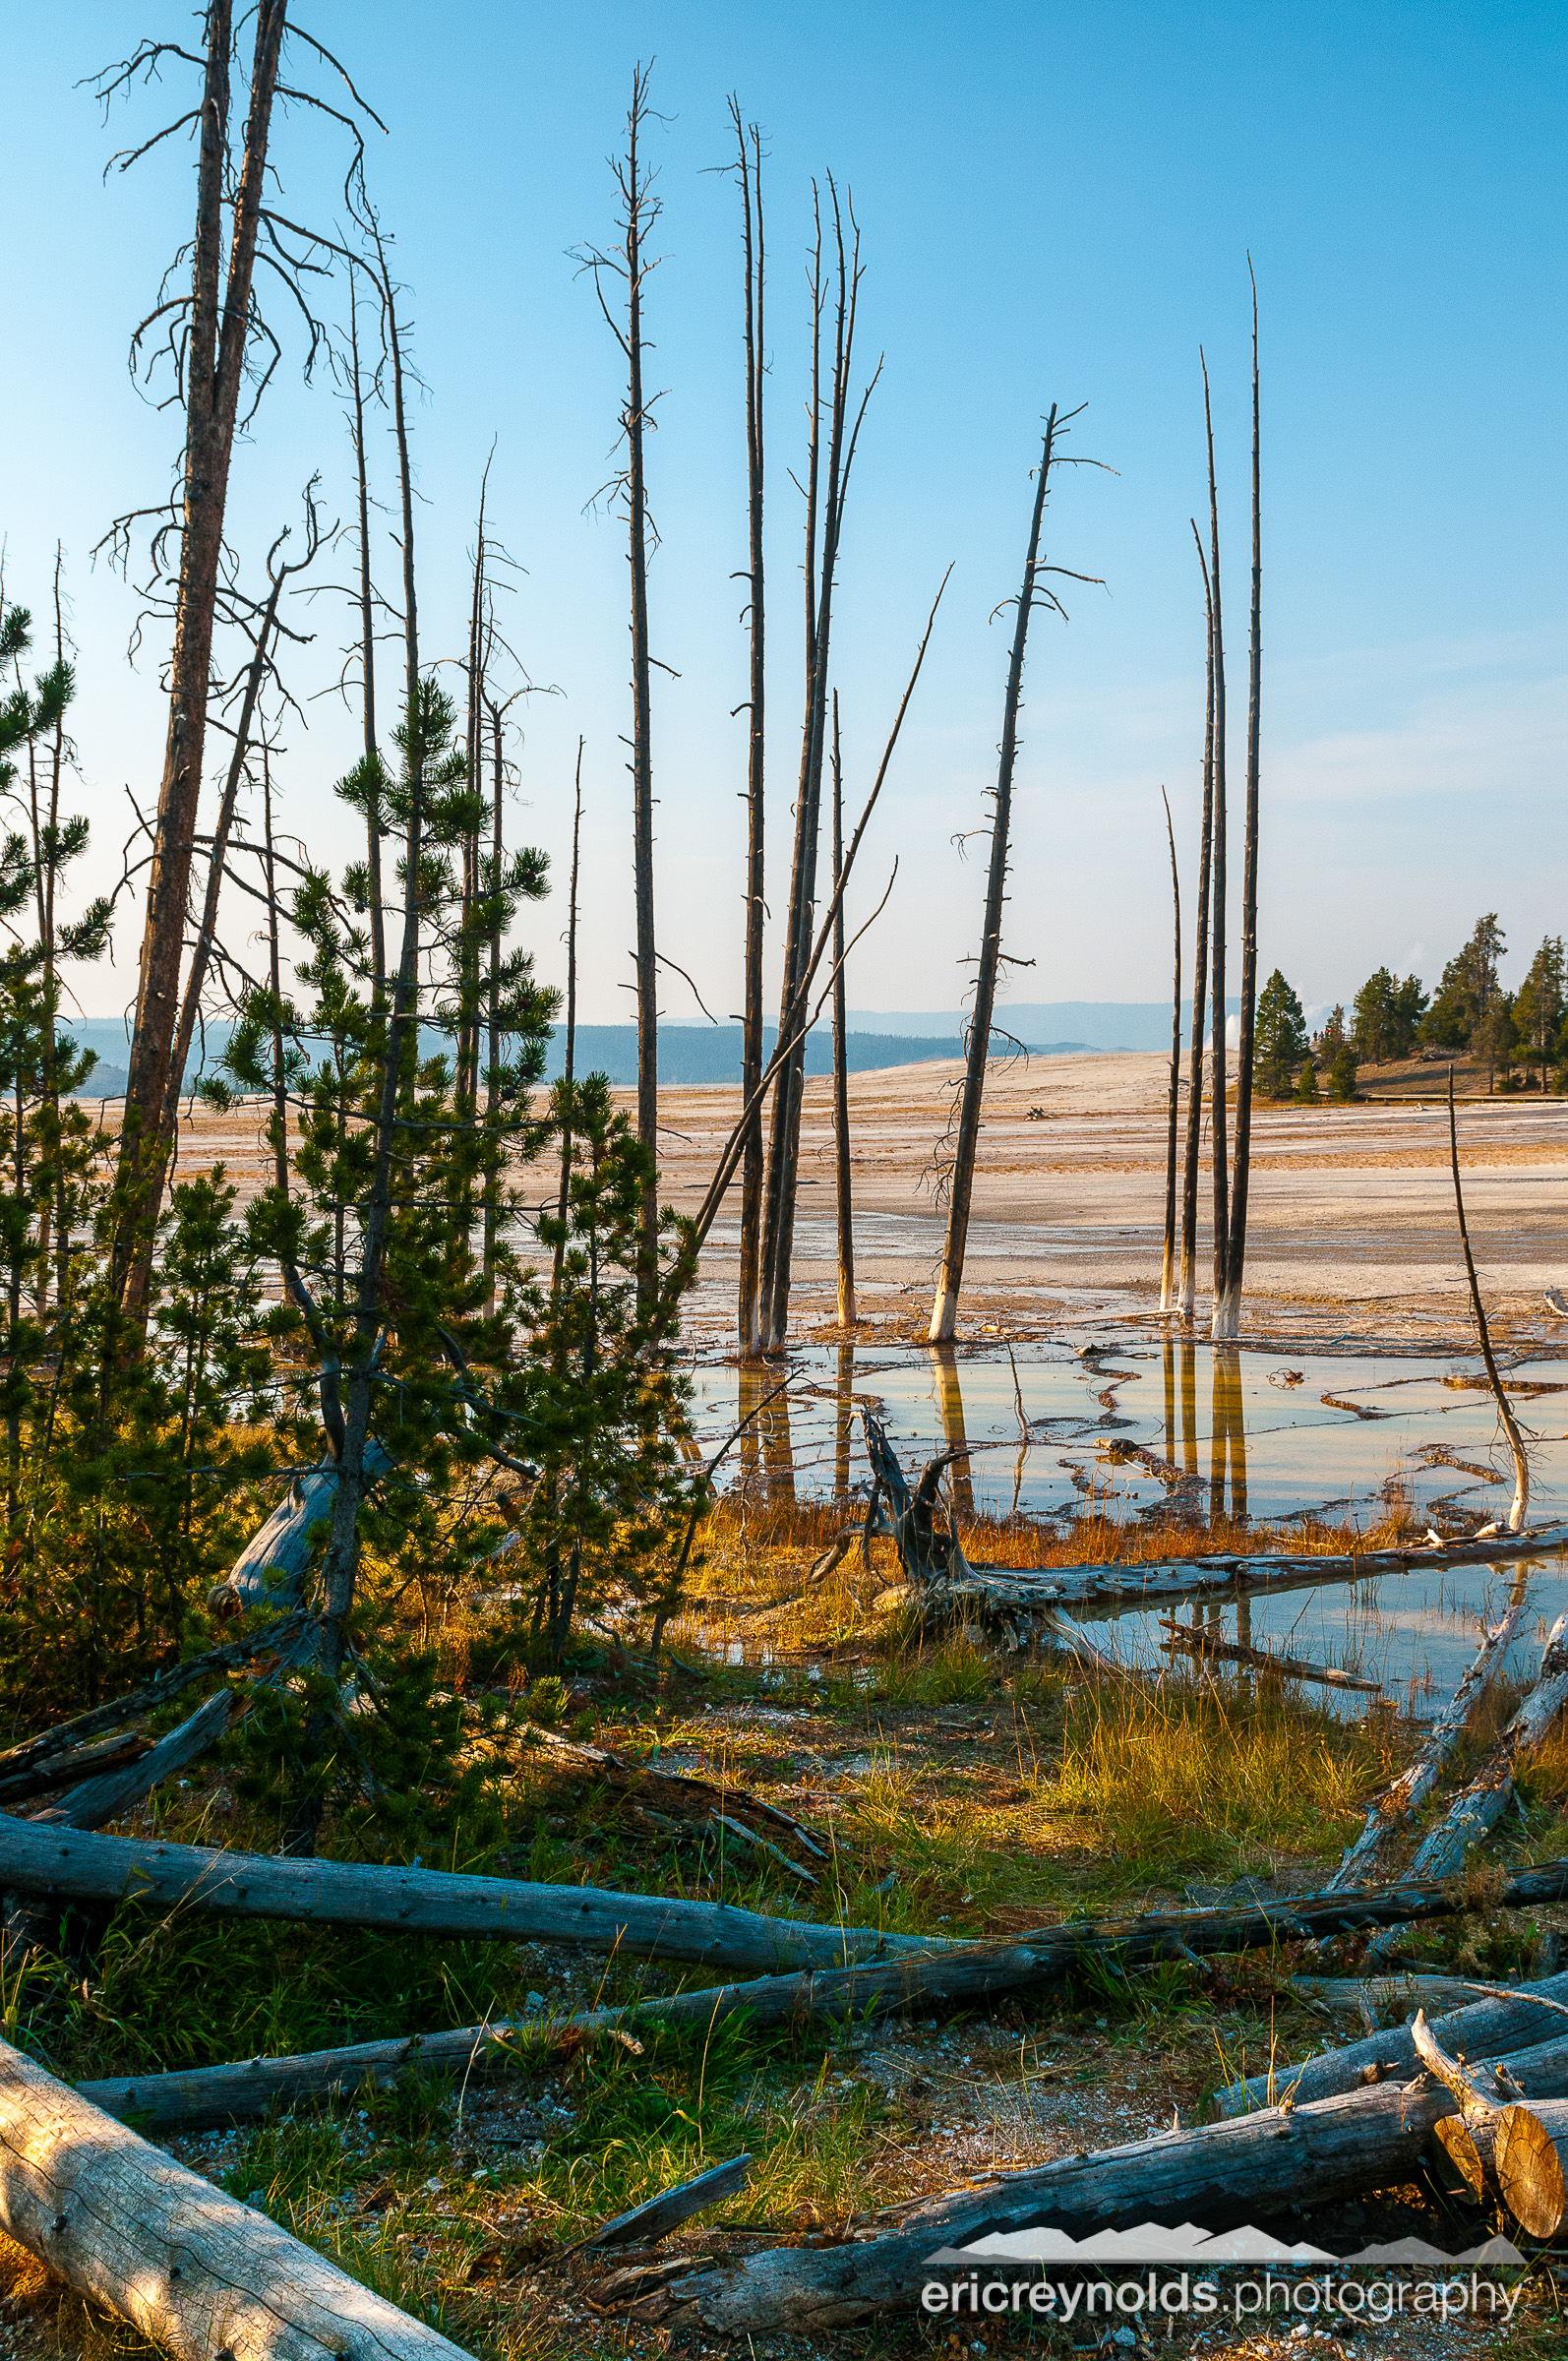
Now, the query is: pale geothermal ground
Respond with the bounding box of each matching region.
[163,1050,1568,1355]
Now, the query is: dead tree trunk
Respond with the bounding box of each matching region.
[0,2033,467,2361]
[731,100,768,1360]
[551,740,584,1301]
[1201,351,1231,1326]
[1410,1611,1568,1878]
[668,2039,1568,2333]
[116,0,288,1304]
[1327,1557,1532,1889]
[345,265,386,997]
[1160,786,1181,1311]
[1216,1968,1568,2118]
[758,181,877,1350]
[1215,272,1261,1342]
[1450,1064,1530,1528]
[1497,2094,1568,2237]
[829,695,856,1327]
[929,408,1058,1342]
[1176,532,1215,1321]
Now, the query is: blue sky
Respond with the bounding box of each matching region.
[3,1,1563,1028]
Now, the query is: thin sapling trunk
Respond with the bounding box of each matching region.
[1160,784,1181,1313]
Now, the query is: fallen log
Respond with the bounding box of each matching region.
[0,1817,934,1973]
[1495,2093,1568,2236]
[1409,1612,1568,1880]
[1327,1562,1532,1889]
[30,1691,234,1833]
[1215,1968,1568,2118]
[0,1732,151,1809]
[861,1414,1568,1623]
[0,2032,470,2360]
[667,2032,1568,2332]
[1159,1617,1382,1693]
[74,1876,1568,2138]
[1289,1972,1543,2015]
[0,1614,307,1782]
[570,2154,751,2254]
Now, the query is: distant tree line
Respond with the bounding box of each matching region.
[1251,914,1568,1103]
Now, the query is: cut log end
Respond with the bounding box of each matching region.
[1497,2096,1568,2239]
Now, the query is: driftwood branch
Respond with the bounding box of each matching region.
[568,2154,751,2254]
[1411,2003,1509,2197]
[0,1616,307,1781]
[1159,1616,1382,1693]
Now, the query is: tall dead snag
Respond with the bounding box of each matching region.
[1176,530,1216,1321]
[930,408,1066,1342]
[829,695,856,1327]
[552,741,585,1300]
[1160,786,1181,1312]
[731,100,768,1359]
[1201,351,1231,1326]
[1449,1065,1531,1529]
[0,2033,468,2361]
[109,2,288,1300]
[342,262,387,997]
[758,180,878,1351]
[581,67,662,1307]
[1215,270,1261,1341]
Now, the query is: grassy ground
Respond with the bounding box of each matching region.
[5,1498,1568,2358]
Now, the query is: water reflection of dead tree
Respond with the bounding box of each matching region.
[833,1339,855,1501]
[1449,1064,1530,1530]
[1160,787,1181,1312]
[929,1348,975,1517]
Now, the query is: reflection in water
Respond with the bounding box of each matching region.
[1180,1336,1198,1479]
[834,1340,855,1502]
[1163,1335,1176,1465]
[929,1346,975,1516]
[1212,1350,1248,1523]
[760,1375,796,1501]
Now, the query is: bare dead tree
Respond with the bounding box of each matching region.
[108,0,289,1307]
[1215,268,1262,1342]
[579,65,663,1311]
[1176,527,1216,1321]
[552,740,584,1301]
[164,503,324,1158]
[829,694,855,1329]
[758,179,880,1350]
[730,99,768,1360]
[1160,785,1181,1313]
[1448,1069,1530,1530]
[1201,351,1231,1329]
[343,264,387,996]
[930,409,1079,1343]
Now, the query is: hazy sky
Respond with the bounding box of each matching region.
[4,2,1564,1031]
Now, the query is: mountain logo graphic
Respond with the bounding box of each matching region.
[924,2222,1529,2270]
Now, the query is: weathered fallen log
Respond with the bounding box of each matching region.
[1159,1617,1382,1693]
[1327,1562,1532,1889]
[572,2155,751,2254]
[1495,2093,1568,2236]
[862,1414,1568,1623]
[209,1443,393,1615]
[0,2032,470,2360]
[0,1614,307,1783]
[1215,1968,1568,2118]
[668,2032,1568,2332]
[0,1817,933,1972]
[1289,1972,1539,2015]
[30,1691,234,1833]
[1409,1612,1568,1880]
[76,1872,1568,2137]
[0,1732,151,1809]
